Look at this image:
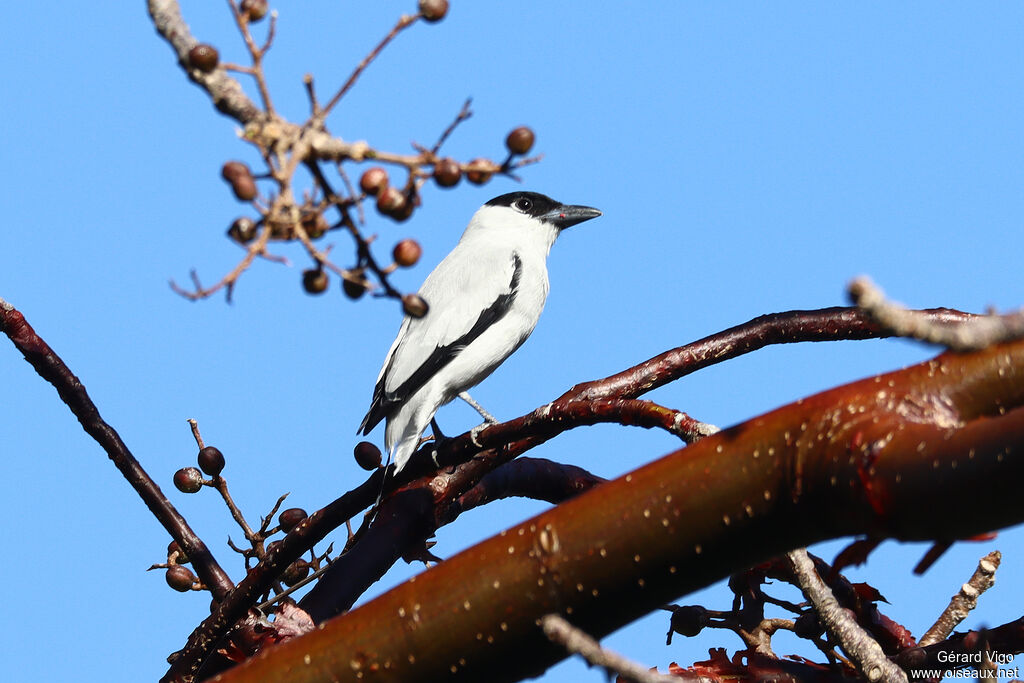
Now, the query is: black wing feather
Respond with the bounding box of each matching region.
[358,253,522,434]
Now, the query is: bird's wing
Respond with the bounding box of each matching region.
[358,248,522,434]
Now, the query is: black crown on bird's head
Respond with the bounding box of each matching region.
[484,192,602,230]
[485,191,561,219]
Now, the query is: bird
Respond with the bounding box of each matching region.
[358,191,602,473]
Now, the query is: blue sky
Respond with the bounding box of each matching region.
[2,2,1022,681]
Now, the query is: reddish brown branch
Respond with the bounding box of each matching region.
[0,299,234,600]
[283,308,976,625]
[566,306,974,401]
[445,457,605,522]
[161,306,983,678]
[216,337,1024,683]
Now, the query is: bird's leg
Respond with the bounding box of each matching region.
[460,392,499,448]
[459,391,498,424]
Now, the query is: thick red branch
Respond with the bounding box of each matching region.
[154,306,982,678]
[215,338,1024,683]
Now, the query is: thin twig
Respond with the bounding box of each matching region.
[542,614,683,683]
[187,418,205,449]
[318,13,419,118]
[919,550,1001,646]
[431,98,473,154]
[170,225,274,301]
[226,0,276,116]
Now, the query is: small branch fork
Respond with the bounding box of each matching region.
[148,0,540,303]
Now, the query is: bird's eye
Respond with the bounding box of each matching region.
[513,198,533,213]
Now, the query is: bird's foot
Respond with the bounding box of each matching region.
[469,422,490,448]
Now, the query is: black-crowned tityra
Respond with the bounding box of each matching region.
[359,191,602,472]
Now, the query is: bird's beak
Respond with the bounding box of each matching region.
[543,204,602,230]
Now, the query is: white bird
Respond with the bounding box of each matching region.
[359,191,602,473]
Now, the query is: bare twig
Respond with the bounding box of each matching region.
[226,0,276,116]
[919,550,1001,646]
[170,226,274,301]
[318,13,419,118]
[542,614,683,683]
[788,549,908,683]
[432,98,473,154]
[849,276,1024,351]
[187,418,205,449]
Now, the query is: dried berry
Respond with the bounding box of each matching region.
[221,161,249,181]
[465,158,493,185]
[896,647,927,671]
[389,198,415,222]
[221,161,257,201]
[240,0,268,21]
[376,186,407,217]
[231,176,257,201]
[197,446,225,476]
[354,441,383,470]
[793,611,824,639]
[418,0,449,22]
[188,44,219,73]
[301,212,329,239]
[281,559,312,587]
[278,507,308,532]
[402,293,429,318]
[227,217,258,244]
[433,158,462,188]
[505,126,535,155]
[166,565,196,592]
[173,467,204,494]
[342,275,368,300]
[359,167,389,196]
[167,540,190,565]
[393,239,422,267]
[302,268,329,295]
[667,605,709,643]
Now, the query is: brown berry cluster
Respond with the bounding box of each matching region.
[222,161,258,201]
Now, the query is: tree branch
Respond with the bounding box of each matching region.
[146,0,263,122]
[541,614,681,683]
[0,298,234,599]
[918,550,1001,647]
[788,548,907,683]
[213,336,1024,683]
